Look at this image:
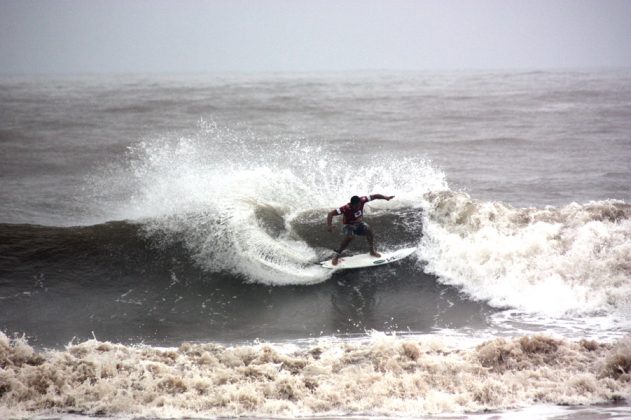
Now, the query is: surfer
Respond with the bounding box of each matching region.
[326,194,395,266]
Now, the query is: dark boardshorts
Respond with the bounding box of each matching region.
[342,222,369,237]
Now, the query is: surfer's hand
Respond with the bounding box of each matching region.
[386,195,395,201]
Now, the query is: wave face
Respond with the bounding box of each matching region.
[1,331,630,418]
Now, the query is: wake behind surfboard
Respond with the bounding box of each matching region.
[320,247,416,270]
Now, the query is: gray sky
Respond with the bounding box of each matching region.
[1,0,630,74]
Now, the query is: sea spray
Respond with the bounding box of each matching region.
[88,122,446,285]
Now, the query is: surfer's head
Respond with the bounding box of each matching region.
[350,195,361,208]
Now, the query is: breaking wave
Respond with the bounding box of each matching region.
[78,121,631,319]
[419,191,631,316]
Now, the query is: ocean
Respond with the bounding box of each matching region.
[0,70,630,418]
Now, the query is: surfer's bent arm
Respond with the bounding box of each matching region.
[326,209,338,229]
[370,194,395,201]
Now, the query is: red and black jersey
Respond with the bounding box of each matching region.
[336,195,372,224]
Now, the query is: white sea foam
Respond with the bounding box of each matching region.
[0,331,629,418]
[419,190,631,317]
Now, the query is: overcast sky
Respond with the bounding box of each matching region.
[1,0,630,74]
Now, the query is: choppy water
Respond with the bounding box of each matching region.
[1,70,630,418]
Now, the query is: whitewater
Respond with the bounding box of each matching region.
[1,70,630,418]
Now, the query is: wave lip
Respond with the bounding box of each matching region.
[0,332,629,417]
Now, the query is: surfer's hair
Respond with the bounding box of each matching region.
[350,196,361,205]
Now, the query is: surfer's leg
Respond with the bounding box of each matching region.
[366,226,381,258]
[332,236,353,266]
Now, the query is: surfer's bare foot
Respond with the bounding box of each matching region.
[332,255,339,266]
[370,250,381,258]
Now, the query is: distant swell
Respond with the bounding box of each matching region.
[0,332,629,417]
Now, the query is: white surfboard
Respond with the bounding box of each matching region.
[320,247,416,270]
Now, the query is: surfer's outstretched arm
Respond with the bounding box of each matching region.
[370,194,395,201]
